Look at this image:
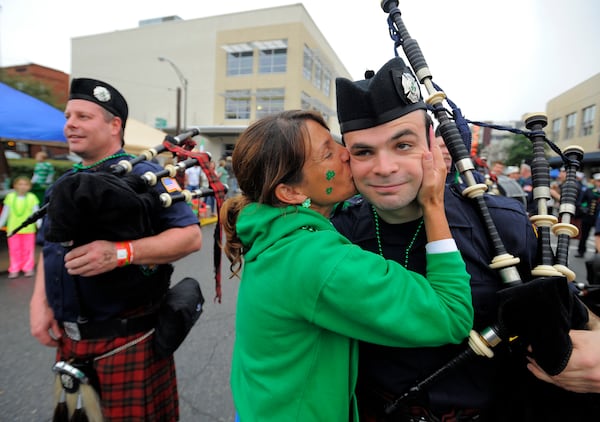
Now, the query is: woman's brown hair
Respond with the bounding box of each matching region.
[220,110,329,277]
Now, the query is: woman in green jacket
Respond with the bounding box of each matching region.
[221,110,473,422]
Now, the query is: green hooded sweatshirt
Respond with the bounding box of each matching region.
[231,204,473,422]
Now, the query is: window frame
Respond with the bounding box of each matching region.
[565,112,577,140]
[255,88,285,119]
[581,105,596,136]
[258,47,287,74]
[226,50,254,76]
[224,90,251,120]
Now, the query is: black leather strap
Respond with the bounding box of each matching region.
[63,313,157,340]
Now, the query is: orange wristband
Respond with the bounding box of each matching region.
[116,241,134,267]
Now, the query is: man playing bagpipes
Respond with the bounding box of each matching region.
[29,78,202,421]
[332,56,599,421]
[332,57,534,421]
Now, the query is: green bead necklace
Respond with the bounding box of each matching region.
[72,152,133,172]
[372,205,424,268]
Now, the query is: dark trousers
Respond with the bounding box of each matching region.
[577,216,595,254]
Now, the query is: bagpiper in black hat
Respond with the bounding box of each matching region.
[335,57,427,135]
[68,78,129,130]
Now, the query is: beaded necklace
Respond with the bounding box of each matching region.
[371,205,424,268]
[72,152,132,172]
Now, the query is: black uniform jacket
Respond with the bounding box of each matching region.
[331,183,538,412]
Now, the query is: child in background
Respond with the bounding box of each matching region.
[0,176,40,278]
[31,151,55,203]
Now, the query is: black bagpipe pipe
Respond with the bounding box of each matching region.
[159,186,223,208]
[110,128,202,175]
[381,0,589,413]
[552,144,584,281]
[526,116,584,282]
[7,204,48,237]
[108,128,229,208]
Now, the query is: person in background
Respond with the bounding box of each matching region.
[332,57,539,421]
[504,165,520,180]
[433,126,452,175]
[29,78,202,420]
[30,151,55,203]
[184,165,210,219]
[184,163,202,191]
[575,173,600,258]
[519,163,533,193]
[224,155,238,196]
[0,175,40,278]
[216,158,229,190]
[576,171,588,198]
[489,160,505,181]
[221,109,473,422]
[493,166,527,208]
[550,167,567,211]
[518,163,535,214]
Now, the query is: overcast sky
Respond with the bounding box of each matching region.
[1,0,599,121]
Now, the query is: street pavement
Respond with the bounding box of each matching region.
[0,224,595,421]
[0,224,238,422]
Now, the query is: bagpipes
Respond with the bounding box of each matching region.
[380,0,591,413]
[9,128,228,302]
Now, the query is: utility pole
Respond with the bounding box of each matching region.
[158,56,188,131]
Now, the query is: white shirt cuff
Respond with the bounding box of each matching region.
[426,238,458,254]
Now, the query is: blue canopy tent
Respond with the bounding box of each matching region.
[0,82,66,142]
[0,83,68,271]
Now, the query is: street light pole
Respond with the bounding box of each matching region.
[158,56,188,130]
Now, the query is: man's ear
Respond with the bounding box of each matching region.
[111,117,123,135]
[275,183,306,206]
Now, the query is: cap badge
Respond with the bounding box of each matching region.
[401,72,420,104]
[93,86,111,102]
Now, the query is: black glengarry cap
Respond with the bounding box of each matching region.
[69,78,128,129]
[336,57,427,134]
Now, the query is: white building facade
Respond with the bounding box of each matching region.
[71,4,352,159]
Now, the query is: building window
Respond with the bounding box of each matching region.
[303,46,313,81]
[301,95,311,112]
[552,118,561,142]
[313,60,322,90]
[226,51,253,76]
[581,105,596,136]
[223,43,254,76]
[256,88,285,118]
[259,48,287,73]
[300,91,334,125]
[565,112,577,139]
[255,39,287,74]
[322,69,331,97]
[225,90,251,120]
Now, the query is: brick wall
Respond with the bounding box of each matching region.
[3,63,69,104]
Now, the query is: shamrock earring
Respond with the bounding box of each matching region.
[301,197,311,208]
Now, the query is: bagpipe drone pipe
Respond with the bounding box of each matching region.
[10,128,228,302]
[380,0,597,415]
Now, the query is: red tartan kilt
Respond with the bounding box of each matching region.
[57,329,179,421]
